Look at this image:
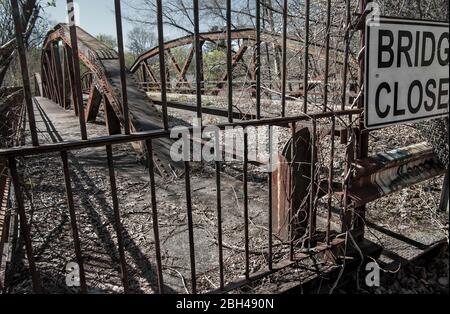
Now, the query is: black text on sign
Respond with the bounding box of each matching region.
[365,17,449,128]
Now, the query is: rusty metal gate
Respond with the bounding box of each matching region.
[0,0,447,294]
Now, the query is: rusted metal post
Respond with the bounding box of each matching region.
[215,159,225,290]
[106,145,129,293]
[341,0,351,111]
[156,0,169,130]
[64,45,77,113]
[226,0,233,123]
[184,161,197,294]
[309,119,317,247]
[281,0,288,117]
[323,0,331,112]
[60,151,87,293]
[255,0,262,119]
[66,0,88,140]
[104,96,122,135]
[114,0,131,135]
[303,0,310,114]
[243,130,250,280]
[268,125,273,270]
[52,42,65,108]
[8,157,42,293]
[326,116,335,245]
[342,114,354,232]
[439,172,449,212]
[10,0,39,147]
[145,140,165,293]
[354,0,371,239]
[289,122,296,260]
[193,0,203,122]
[213,130,225,290]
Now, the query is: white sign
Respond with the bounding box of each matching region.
[365,17,449,129]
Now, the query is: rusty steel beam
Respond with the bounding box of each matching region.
[85,84,103,122]
[129,28,343,73]
[42,23,179,177]
[143,61,158,84]
[61,48,71,109]
[218,45,248,89]
[177,45,194,86]
[104,96,121,136]
[64,45,77,112]
[166,49,183,77]
[52,42,65,108]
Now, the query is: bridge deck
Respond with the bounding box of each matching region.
[18,96,274,293]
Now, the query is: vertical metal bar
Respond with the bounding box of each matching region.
[439,171,449,212]
[281,0,288,117]
[156,0,169,130]
[326,116,335,245]
[60,151,87,293]
[8,157,42,293]
[106,145,129,292]
[64,45,77,113]
[243,130,250,279]
[52,43,64,107]
[193,0,203,122]
[323,0,331,112]
[309,119,316,247]
[226,0,233,123]
[145,140,165,294]
[289,122,296,260]
[184,161,197,294]
[342,114,354,232]
[114,0,130,135]
[66,0,88,140]
[303,0,310,114]
[341,0,351,111]
[215,159,225,290]
[354,0,371,240]
[10,0,39,146]
[268,125,273,270]
[44,52,58,104]
[213,128,225,289]
[255,0,262,119]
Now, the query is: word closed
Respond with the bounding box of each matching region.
[365,17,449,128]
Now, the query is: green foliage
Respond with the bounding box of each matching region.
[124,52,136,69]
[203,49,226,81]
[96,34,117,50]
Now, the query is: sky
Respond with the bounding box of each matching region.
[43,0,136,46]
[43,0,242,49]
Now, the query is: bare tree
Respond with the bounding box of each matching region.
[0,0,44,87]
[127,25,156,56]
